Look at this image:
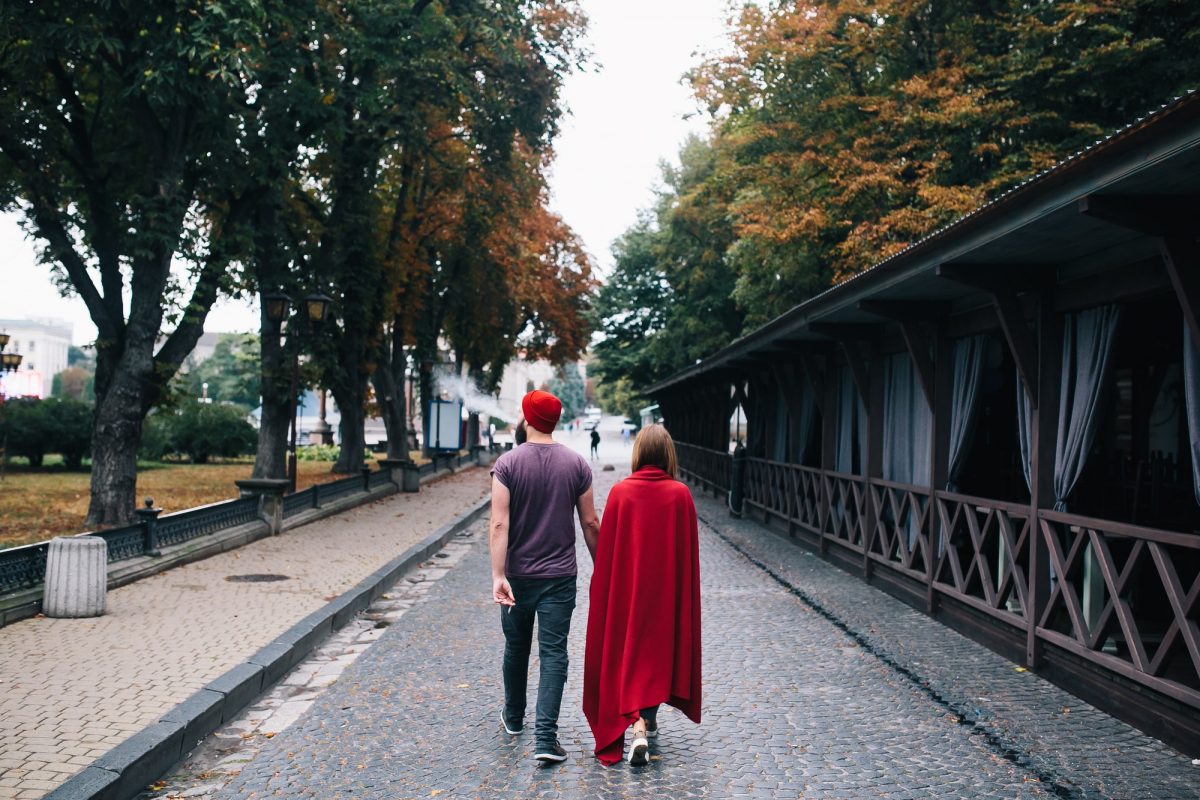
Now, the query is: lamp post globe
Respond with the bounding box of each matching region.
[303,293,332,324]
[262,291,291,325]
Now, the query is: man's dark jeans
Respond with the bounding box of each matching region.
[501,575,576,749]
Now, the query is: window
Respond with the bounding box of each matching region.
[28,340,34,352]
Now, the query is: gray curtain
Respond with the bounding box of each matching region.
[1053,305,1121,511]
[882,353,932,485]
[946,336,988,492]
[1017,375,1034,492]
[1185,326,1200,505]
[773,383,789,461]
[1017,305,1121,509]
[882,353,932,549]
[834,366,864,474]
[791,372,818,464]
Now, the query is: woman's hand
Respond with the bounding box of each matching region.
[493,576,516,606]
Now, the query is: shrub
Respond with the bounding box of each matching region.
[48,399,92,469]
[142,400,257,463]
[0,397,93,468]
[0,397,53,466]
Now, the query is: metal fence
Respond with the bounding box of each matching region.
[1,455,484,602]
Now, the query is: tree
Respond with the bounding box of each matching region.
[0,1,285,524]
[52,366,94,402]
[549,364,586,421]
[182,334,260,408]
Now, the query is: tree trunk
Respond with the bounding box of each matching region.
[333,380,366,473]
[371,357,408,460]
[85,367,148,527]
[419,362,435,458]
[253,310,290,480]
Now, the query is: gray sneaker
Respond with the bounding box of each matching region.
[534,740,568,763]
[501,711,523,735]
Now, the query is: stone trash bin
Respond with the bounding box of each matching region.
[43,536,108,618]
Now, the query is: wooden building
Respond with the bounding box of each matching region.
[646,91,1200,754]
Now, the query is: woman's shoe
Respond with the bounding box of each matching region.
[627,731,649,765]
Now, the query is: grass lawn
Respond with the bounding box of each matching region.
[0,457,396,549]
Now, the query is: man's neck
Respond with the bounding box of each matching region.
[526,428,555,444]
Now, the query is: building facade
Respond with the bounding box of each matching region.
[647,92,1200,755]
[0,317,72,398]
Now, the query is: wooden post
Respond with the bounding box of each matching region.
[863,344,884,580]
[820,356,838,556]
[1027,292,1063,668]
[929,326,953,615]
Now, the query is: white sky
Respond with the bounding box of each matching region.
[0,0,731,346]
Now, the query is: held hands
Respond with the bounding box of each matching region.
[493,576,516,607]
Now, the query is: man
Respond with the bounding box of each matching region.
[589,427,600,461]
[490,390,600,763]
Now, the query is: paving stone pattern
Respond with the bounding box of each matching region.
[139,530,480,800]
[190,465,1175,800]
[695,491,1200,800]
[0,469,489,800]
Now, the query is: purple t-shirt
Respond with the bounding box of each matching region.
[492,442,593,579]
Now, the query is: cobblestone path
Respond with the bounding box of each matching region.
[166,465,1198,800]
[0,469,489,800]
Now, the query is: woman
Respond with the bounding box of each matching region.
[583,424,702,766]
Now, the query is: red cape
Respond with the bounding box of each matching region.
[583,466,702,765]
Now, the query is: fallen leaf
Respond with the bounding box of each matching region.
[456,683,470,688]
[148,780,167,791]
[1014,666,1027,672]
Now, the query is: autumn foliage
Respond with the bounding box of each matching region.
[592,0,1200,406]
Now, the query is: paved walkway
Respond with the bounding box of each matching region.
[0,469,490,800]
[146,464,1199,799]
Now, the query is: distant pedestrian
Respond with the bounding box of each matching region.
[621,427,630,446]
[490,390,601,763]
[590,428,600,460]
[583,424,702,766]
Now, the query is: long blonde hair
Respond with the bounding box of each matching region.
[631,424,677,477]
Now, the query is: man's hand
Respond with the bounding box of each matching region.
[493,576,516,607]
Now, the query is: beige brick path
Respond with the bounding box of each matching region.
[0,469,490,799]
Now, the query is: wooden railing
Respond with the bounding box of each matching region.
[676,442,732,495]
[1036,510,1200,707]
[743,458,823,536]
[932,491,1033,629]
[868,478,932,581]
[726,457,1200,715]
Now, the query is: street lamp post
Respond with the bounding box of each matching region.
[263,291,332,492]
[0,332,24,481]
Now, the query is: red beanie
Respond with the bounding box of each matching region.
[522,390,562,434]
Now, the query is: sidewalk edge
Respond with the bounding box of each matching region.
[45,493,491,800]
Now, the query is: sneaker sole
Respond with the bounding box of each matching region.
[628,739,649,765]
[534,752,568,763]
[501,712,523,735]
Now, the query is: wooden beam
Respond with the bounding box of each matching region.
[858,300,951,322]
[936,263,1048,295]
[993,290,1039,408]
[809,322,880,342]
[939,263,1039,407]
[1079,194,1200,237]
[840,339,870,399]
[1160,235,1200,351]
[799,353,826,416]
[898,321,935,408]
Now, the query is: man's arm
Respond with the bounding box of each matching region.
[489,476,515,606]
[576,485,600,561]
